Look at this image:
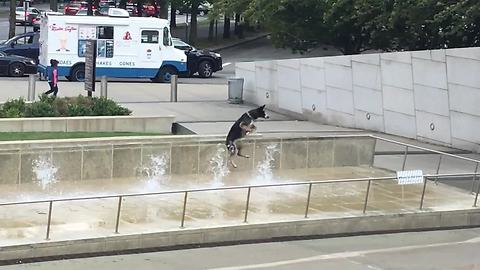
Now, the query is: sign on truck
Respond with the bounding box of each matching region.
[38,8,187,83]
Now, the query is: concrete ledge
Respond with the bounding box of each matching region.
[0,115,175,134]
[1,209,480,262]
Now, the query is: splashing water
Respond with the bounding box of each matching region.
[32,155,58,190]
[255,143,280,184]
[209,146,229,187]
[138,155,168,191]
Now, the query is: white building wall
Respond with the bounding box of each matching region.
[236,47,480,153]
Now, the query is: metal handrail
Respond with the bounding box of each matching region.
[1,173,479,207]
[370,135,480,164]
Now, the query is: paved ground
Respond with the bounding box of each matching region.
[3,228,480,269]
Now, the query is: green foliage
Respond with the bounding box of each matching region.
[246,0,480,54]
[0,98,26,118]
[0,95,131,118]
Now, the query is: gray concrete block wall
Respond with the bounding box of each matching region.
[236,47,480,153]
[0,136,376,184]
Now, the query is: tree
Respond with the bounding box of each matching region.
[9,0,15,38]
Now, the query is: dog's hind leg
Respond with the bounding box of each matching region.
[237,147,250,159]
[227,142,239,168]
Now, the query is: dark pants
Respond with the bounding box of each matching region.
[44,82,58,96]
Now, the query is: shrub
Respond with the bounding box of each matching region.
[24,101,57,117]
[0,98,26,118]
[0,95,131,118]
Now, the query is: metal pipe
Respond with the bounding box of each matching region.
[45,201,53,240]
[401,146,408,171]
[304,183,313,218]
[363,180,371,214]
[244,187,251,223]
[471,163,479,194]
[100,76,108,98]
[114,196,122,234]
[180,191,188,228]
[170,75,178,102]
[419,177,428,209]
[28,74,36,101]
[434,155,443,185]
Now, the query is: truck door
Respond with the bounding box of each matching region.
[139,29,161,65]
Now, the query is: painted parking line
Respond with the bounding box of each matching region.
[222,62,231,68]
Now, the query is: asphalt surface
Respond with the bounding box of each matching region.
[2,228,480,269]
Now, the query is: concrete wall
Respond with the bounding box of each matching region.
[2,209,479,261]
[236,47,480,153]
[0,116,175,133]
[0,135,375,184]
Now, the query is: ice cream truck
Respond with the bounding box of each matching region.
[37,8,187,82]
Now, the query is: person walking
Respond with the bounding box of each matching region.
[44,59,59,97]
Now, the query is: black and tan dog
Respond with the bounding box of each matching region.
[226,105,270,168]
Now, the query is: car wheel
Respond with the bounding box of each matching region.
[152,66,176,83]
[9,62,25,77]
[70,65,85,82]
[198,60,213,78]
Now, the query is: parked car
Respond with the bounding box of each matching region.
[15,7,41,25]
[172,38,222,78]
[75,8,101,15]
[126,1,158,17]
[0,51,37,77]
[176,3,210,16]
[0,32,39,62]
[64,1,96,15]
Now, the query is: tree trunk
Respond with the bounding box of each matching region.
[136,0,144,17]
[118,0,127,9]
[234,13,240,35]
[158,0,167,19]
[8,0,15,38]
[170,2,176,28]
[208,19,214,41]
[50,0,58,11]
[188,4,198,45]
[223,15,230,39]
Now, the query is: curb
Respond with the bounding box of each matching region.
[208,33,269,52]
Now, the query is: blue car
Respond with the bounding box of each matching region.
[0,32,39,62]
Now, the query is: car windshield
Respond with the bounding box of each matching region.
[173,38,195,50]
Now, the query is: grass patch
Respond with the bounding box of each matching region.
[0,132,165,141]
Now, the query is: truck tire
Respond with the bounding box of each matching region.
[70,65,85,82]
[198,60,213,78]
[153,66,176,83]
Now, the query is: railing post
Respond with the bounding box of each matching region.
[304,183,313,218]
[474,176,480,207]
[363,180,371,214]
[401,146,408,171]
[45,201,53,240]
[470,162,479,194]
[180,191,188,228]
[114,196,122,234]
[28,74,36,102]
[419,176,428,210]
[100,76,108,98]
[170,75,178,102]
[434,155,443,185]
[244,187,251,223]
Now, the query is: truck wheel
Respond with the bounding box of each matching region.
[198,60,213,78]
[71,65,85,82]
[153,66,176,83]
[9,62,25,77]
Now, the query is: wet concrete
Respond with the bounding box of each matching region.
[0,166,475,247]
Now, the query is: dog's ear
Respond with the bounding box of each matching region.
[261,104,265,109]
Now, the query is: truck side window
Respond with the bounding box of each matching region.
[163,27,171,46]
[141,30,158,44]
